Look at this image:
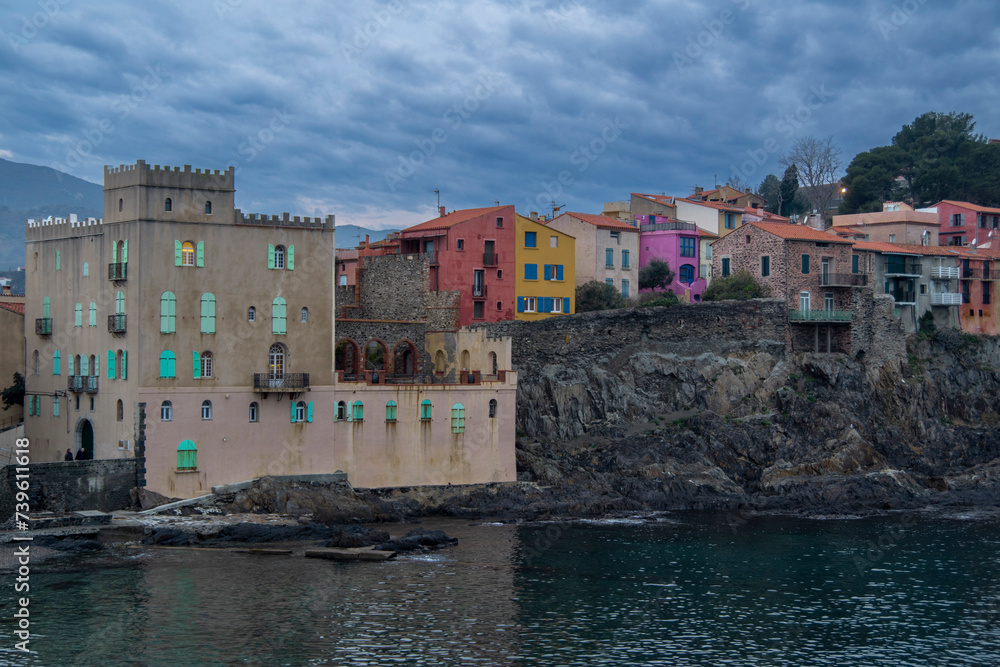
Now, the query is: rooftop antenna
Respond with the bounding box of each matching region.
[494,200,499,206]
[433,189,440,209]
[550,201,565,217]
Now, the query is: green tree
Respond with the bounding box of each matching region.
[1,372,24,411]
[702,271,770,301]
[756,174,781,214]
[638,258,675,291]
[779,164,804,217]
[576,280,626,312]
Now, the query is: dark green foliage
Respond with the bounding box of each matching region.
[633,291,679,308]
[1,372,24,411]
[576,280,626,312]
[779,164,805,217]
[638,259,675,291]
[702,271,770,301]
[756,174,781,214]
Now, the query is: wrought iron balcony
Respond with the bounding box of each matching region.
[483,252,499,267]
[472,283,487,298]
[108,262,127,281]
[639,221,698,232]
[108,314,126,334]
[253,373,310,392]
[820,273,868,287]
[931,266,960,279]
[788,309,852,323]
[35,318,52,336]
[68,375,98,393]
[930,293,962,306]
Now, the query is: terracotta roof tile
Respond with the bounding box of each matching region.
[632,193,677,206]
[550,212,639,232]
[679,198,745,213]
[401,206,507,233]
[0,302,25,315]
[937,200,1000,215]
[750,222,852,243]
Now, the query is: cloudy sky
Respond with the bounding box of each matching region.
[1,0,998,229]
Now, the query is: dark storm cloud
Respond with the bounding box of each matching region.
[0,0,998,229]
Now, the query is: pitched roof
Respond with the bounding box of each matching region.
[936,200,1000,215]
[632,193,677,206]
[851,241,924,255]
[743,207,789,222]
[401,206,506,233]
[749,222,853,243]
[553,212,639,232]
[0,302,24,315]
[678,198,745,213]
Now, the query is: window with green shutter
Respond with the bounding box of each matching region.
[174,240,182,266]
[272,297,287,334]
[55,250,60,271]
[192,351,201,379]
[121,350,127,380]
[53,350,60,375]
[201,293,216,333]
[160,292,176,333]
[420,399,432,421]
[159,350,176,378]
[852,254,859,274]
[53,397,59,417]
[352,401,364,421]
[451,403,465,433]
[268,244,275,269]
[42,296,50,318]
[116,291,125,314]
[108,350,116,379]
[74,303,82,327]
[287,245,295,270]
[196,241,205,267]
[89,302,97,327]
[386,401,397,423]
[177,440,197,470]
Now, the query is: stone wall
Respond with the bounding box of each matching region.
[0,459,139,516]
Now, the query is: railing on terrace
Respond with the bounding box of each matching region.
[473,284,487,298]
[483,253,499,267]
[639,221,698,232]
[884,262,922,276]
[35,318,52,336]
[252,373,310,391]
[891,291,917,304]
[788,309,852,323]
[930,293,963,306]
[108,314,126,334]
[108,263,127,281]
[931,266,960,279]
[820,273,868,287]
[68,376,98,393]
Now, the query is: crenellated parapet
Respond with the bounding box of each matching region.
[26,214,104,241]
[104,159,235,192]
[236,211,335,230]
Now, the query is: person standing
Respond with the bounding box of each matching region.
[64,448,73,461]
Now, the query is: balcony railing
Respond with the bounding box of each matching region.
[35,318,52,336]
[931,266,960,279]
[885,262,922,276]
[788,309,852,323]
[68,375,98,393]
[639,221,698,232]
[108,314,126,334]
[473,284,487,298]
[930,293,963,306]
[108,262,127,281]
[483,252,499,267]
[891,291,917,305]
[820,273,868,287]
[253,373,310,392]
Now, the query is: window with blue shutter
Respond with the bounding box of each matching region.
[524,232,536,248]
[524,264,538,280]
[563,297,571,313]
[556,265,564,280]
[517,297,525,313]
[543,265,552,281]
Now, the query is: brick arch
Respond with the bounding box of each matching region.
[392,339,418,375]
[363,338,389,371]
[335,338,361,376]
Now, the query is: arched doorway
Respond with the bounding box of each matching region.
[335,339,360,376]
[75,419,94,460]
[393,341,416,376]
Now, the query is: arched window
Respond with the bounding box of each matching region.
[460,350,471,370]
[451,403,465,433]
[164,198,172,212]
[177,440,197,470]
[248,306,256,322]
[160,400,173,421]
[83,262,89,277]
[204,201,212,215]
[117,349,127,380]
[89,302,97,326]
[74,303,82,327]
[365,341,386,370]
[160,292,176,333]
[490,351,498,376]
[274,245,285,269]
[352,401,364,421]
[300,307,308,323]
[201,400,212,420]
[90,354,98,377]
[386,401,397,423]
[249,402,259,423]
[420,399,432,421]
[31,350,39,375]
[182,241,196,266]
[336,401,347,422]
[679,264,695,284]
[489,399,497,418]
[268,343,285,379]
[200,351,213,378]
[434,350,446,374]
[116,399,124,422]
[159,350,176,378]
[200,293,216,333]
[272,297,287,334]
[296,401,307,422]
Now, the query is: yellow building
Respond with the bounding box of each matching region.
[514,214,576,320]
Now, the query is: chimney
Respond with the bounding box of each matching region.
[694,186,704,195]
[1,285,9,297]
[530,211,538,221]
[439,206,446,217]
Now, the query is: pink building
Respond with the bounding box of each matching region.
[636,214,707,301]
[936,200,1000,247]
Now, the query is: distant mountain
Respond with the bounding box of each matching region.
[335,224,399,248]
[0,159,104,268]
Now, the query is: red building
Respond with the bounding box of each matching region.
[936,200,1000,247]
[399,205,516,326]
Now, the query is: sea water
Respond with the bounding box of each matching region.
[1,511,998,666]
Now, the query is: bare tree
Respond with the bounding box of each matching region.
[726,174,749,193]
[779,136,843,215]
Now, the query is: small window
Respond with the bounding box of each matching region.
[610,231,620,243]
[274,245,286,270]
[721,258,731,277]
[745,235,751,244]
[386,400,398,423]
[352,401,364,421]
[524,232,536,248]
[762,256,770,277]
[336,401,347,422]
[165,198,172,212]
[496,216,503,228]
[248,306,256,322]
[249,402,259,423]
[889,234,896,243]
[116,399,124,422]
[182,242,196,267]
[496,301,503,311]
[550,236,558,248]
[200,351,213,378]
[118,198,123,212]
[201,400,213,420]
[297,401,307,422]
[489,399,497,418]
[420,399,432,421]
[497,269,502,280]
[31,350,39,375]
[457,239,465,251]
[204,201,212,215]
[474,301,484,319]
[801,254,810,274]
[451,403,465,433]
[525,297,536,313]
[301,307,308,323]
[161,400,173,421]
